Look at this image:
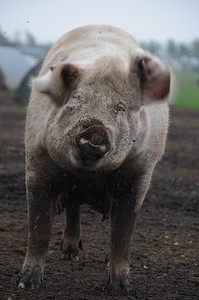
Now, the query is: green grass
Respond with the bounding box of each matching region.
[174,72,199,109]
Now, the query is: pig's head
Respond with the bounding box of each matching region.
[33,51,170,172]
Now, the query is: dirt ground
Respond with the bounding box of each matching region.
[0,92,198,300]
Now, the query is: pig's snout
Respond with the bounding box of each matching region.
[75,125,111,161]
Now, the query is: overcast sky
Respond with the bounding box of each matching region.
[1,0,198,44]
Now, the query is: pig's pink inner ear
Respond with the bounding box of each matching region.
[136,53,170,102]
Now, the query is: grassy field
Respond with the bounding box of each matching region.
[174,71,199,109]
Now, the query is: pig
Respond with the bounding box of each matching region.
[18,25,170,290]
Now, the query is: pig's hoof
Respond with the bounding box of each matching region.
[17,268,43,289]
[107,275,131,291]
[60,239,82,261]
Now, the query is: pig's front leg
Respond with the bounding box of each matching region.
[108,174,151,290]
[18,166,57,288]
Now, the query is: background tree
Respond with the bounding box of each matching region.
[25,31,37,46]
[140,40,162,56]
[192,40,199,59]
[166,40,178,59]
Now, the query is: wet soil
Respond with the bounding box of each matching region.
[0,92,198,300]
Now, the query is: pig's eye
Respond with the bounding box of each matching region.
[72,93,81,102]
[117,102,126,112]
[70,92,85,104]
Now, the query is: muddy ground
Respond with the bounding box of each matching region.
[0,92,198,300]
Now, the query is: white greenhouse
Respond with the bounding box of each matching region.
[0,46,38,90]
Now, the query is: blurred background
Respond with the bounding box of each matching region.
[0,0,199,106]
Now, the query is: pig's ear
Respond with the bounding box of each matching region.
[33,64,80,103]
[133,50,170,104]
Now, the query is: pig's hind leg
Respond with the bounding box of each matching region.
[61,204,82,260]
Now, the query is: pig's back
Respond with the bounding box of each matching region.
[40,25,140,74]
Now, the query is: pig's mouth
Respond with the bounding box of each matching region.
[75,125,111,162]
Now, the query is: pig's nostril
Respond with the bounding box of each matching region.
[79,137,89,145]
[76,125,111,161]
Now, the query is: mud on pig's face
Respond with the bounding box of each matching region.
[33,53,170,171]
